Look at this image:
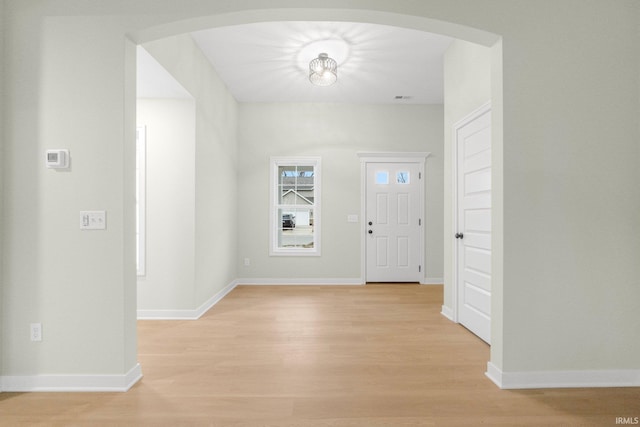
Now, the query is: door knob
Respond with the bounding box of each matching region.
[368,221,373,226]
[368,230,373,234]
[455,233,464,239]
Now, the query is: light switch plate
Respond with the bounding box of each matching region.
[347,214,359,223]
[80,211,107,230]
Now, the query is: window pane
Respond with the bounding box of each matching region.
[280,186,293,205]
[278,208,314,249]
[397,171,410,184]
[297,166,314,197]
[279,165,315,205]
[376,171,389,185]
[279,166,295,204]
[279,166,296,179]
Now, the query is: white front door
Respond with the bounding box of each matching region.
[366,162,423,282]
[456,105,492,344]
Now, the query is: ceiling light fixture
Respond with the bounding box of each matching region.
[309,53,337,86]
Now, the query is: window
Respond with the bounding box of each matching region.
[376,171,389,185]
[270,157,321,256]
[136,125,147,276]
[396,171,410,184]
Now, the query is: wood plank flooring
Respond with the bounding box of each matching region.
[1,284,638,426]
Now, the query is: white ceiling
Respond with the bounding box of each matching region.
[139,21,454,104]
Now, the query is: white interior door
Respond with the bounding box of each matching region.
[456,106,492,344]
[366,162,422,282]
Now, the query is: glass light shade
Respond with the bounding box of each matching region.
[309,53,337,86]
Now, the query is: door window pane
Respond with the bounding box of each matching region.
[376,171,389,185]
[396,171,410,184]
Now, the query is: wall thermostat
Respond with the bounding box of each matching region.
[46,149,69,169]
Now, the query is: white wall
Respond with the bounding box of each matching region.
[0,0,5,385]
[137,99,196,311]
[2,13,138,377]
[237,103,444,282]
[1,0,639,388]
[141,35,239,312]
[498,3,640,375]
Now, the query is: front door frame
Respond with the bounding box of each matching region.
[358,152,430,284]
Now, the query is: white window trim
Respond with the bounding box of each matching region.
[136,125,147,276]
[269,156,321,256]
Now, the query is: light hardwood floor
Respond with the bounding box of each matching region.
[1,284,638,426]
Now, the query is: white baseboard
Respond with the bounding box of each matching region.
[137,280,238,320]
[485,362,503,387]
[1,363,142,392]
[486,362,640,389]
[440,305,454,321]
[237,278,442,286]
[237,278,364,285]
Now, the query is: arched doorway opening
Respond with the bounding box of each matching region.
[127,7,503,384]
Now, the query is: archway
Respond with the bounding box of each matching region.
[126,7,503,384]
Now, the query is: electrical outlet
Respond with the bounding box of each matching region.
[244,258,250,266]
[30,323,42,342]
